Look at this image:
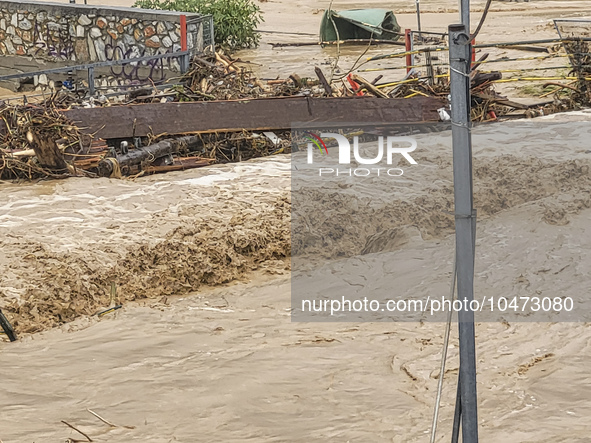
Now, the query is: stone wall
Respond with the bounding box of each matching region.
[0,0,208,64]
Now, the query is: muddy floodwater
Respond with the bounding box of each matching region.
[2,113,591,441]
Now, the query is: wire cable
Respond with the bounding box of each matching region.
[429,253,458,443]
[470,0,494,43]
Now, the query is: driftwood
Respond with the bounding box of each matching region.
[27,129,68,171]
[504,45,549,53]
[350,74,389,98]
[267,79,290,85]
[472,92,530,110]
[371,75,384,85]
[97,136,201,177]
[314,67,333,96]
[471,72,502,88]
[269,39,406,48]
[541,81,580,96]
[471,53,490,71]
[61,420,92,442]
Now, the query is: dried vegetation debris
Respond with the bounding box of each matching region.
[0,99,92,180]
[0,52,309,181]
[2,47,591,181]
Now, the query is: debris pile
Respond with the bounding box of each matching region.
[0,100,93,180]
[563,39,591,105]
[0,90,294,180]
[127,52,325,104]
[1,46,588,181]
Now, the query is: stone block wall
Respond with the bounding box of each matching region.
[0,0,207,64]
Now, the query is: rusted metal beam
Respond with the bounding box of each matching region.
[64,96,445,140]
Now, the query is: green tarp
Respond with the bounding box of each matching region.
[319,8,401,42]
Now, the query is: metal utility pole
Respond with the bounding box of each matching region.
[459,0,470,32]
[415,0,423,40]
[449,23,478,443]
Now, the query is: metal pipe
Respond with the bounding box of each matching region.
[449,23,479,443]
[367,38,591,62]
[460,0,470,32]
[474,37,591,48]
[451,381,462,443]
[429,253,457,443]
[416,0,423,40]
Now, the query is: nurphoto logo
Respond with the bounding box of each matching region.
[304,132,418,177]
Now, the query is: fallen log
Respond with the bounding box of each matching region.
[97,136,201,177]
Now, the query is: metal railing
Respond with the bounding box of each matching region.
[410,30,449,83]
[0,50,191,96]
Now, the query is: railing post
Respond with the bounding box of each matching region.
[179,52,190,74]
[209,15,215,52]
[426,48,434,85]
[88,66,95,97]
[415,0,422,41]
[405,28,412,73]
[180,15,188,52]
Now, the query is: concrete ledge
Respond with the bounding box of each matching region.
[0,0,202,23]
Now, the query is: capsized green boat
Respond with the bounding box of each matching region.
[319,8,401,42]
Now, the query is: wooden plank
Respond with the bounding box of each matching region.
[504,45,549,53]
[350,74,390,98]
[472,92,530,110]
[64,96,445,139]
[145,157,214,173]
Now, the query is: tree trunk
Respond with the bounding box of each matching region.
[28,129,68,171]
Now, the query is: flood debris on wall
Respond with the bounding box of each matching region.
[0,51,445,180]
[0,36,588,181]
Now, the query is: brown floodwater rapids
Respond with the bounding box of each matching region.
[1,113,591,441]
